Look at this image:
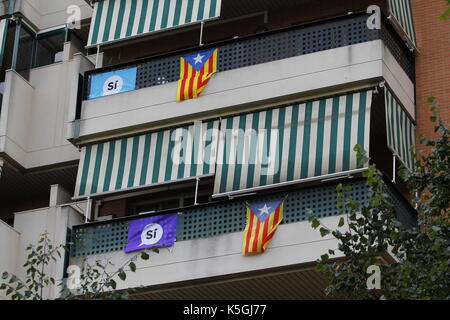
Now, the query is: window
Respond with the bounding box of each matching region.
[15,23,34,79]
[34,29,66,68]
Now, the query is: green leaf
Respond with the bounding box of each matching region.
[311,218,320,229]
[140,252,149,260]
[1,272,8,280]
[118,271,126,281]
[320,227,330,237]
[338,217,345,227]
[110,279,117,290]
[129,262,136,272]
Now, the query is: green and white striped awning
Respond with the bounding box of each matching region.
[75,120,219,198]
[213,90,373,196]
[388,0,417,48]
[0,19,9,66]
[87,0,222,48]
[384,89,415,170]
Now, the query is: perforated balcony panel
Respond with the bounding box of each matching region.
[70,180,370,257]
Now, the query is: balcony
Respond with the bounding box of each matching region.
[68,176,416,297]
[71,12,415,142]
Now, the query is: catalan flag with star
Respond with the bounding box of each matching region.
[242,200,284,255]
[177,48,218,101]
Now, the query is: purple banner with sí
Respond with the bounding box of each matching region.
[124,213,178,253]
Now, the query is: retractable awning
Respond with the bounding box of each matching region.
[0,19,9,66]
[384,89,415,171]
[87,0,223,48]
[387,0,417,48]
[75,120,220,198]
[213,90,373,196]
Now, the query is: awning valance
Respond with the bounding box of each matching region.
[75,120,220,197]
[388,0,417,48]
[87,0,222,48]
[213,90,373,196]
[0,19,9,66]
[384,89,415,171]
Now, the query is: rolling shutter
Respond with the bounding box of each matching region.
[213,90,373,196]
[388,0,417,48]
[87,0,222,48]
[75,120,219,197]
[384,89,415,170]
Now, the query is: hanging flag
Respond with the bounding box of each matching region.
[177,48,218,101]
[125,213,178,253]
[242,200,284,255]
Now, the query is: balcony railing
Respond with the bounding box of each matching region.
[81,12,415,102]
[69,177,417,258]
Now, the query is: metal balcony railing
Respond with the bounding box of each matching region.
[69,177,417,258]
[81,12,415,102]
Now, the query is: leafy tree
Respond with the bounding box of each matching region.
[309,101,449,299]
[440,0,450,21]
[0,232,156,300]
[1,232,61,300]
[61,248,156,300]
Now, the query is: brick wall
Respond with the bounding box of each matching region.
[412,0,450,147]
[98,199,127,218]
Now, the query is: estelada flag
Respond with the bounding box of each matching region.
[177,48,218,101]
[242,200,284,255]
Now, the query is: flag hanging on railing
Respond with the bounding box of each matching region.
[125,213,178,253]
[177,48,218,101]
[242,200,284,255]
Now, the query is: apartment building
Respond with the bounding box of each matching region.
[0,0,447,300]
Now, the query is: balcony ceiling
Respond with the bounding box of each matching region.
[130,265,336,300]
[221,0,315,18]
[0,159,78,220]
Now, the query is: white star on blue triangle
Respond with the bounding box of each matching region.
[248,200,283,222]
[183,49,216,72]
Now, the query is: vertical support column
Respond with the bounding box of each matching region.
[95,45,101,68]
[194,177,200,205]
[85,196,92,223]
[0,158,4,180]
[199,21,205,46]
[392,155,396,183]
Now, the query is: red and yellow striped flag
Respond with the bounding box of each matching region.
[242,200,284,255]
[177,48,218,101]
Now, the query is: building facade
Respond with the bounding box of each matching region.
[0,0,447,300]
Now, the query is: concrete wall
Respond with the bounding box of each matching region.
[0,43,94,169]
[18,0,92,30]
[0,186,85,300]
[69,215,348,292]
[0,70,34,166]
[0,220,20,300]
[75,40,415,142]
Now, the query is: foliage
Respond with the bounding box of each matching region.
[0,232,157,300]
[60,248,156,300]
[440,0,450,21]
[0,232,62,300]
[308,100,449,300]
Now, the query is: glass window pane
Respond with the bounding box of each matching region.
[34,30,65,68]
[16,25,34,79]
